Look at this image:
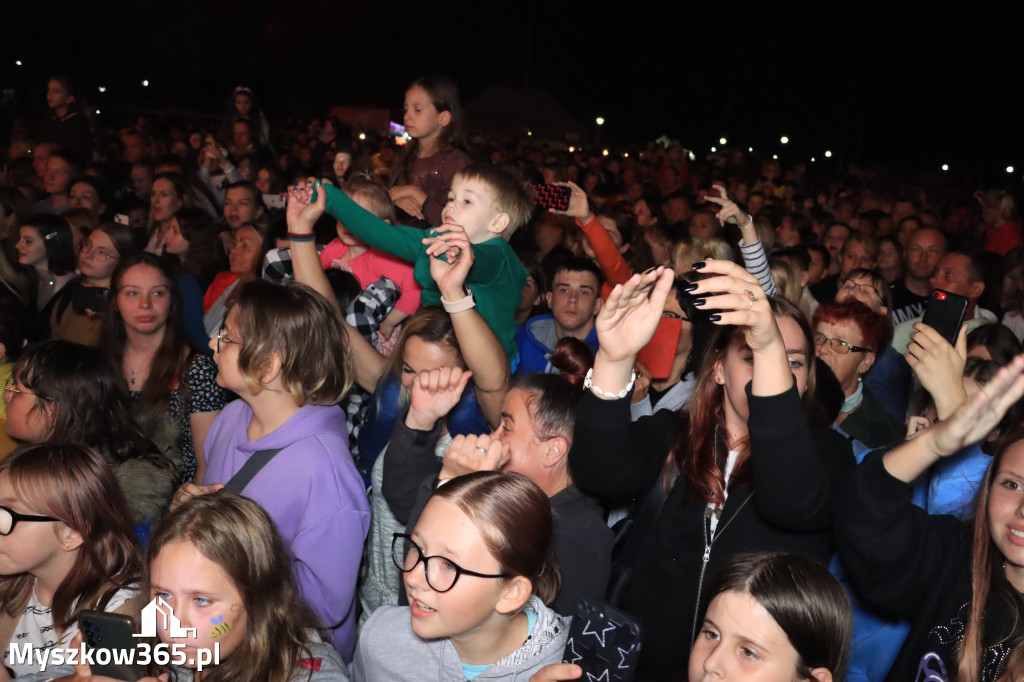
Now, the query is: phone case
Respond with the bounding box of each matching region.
[921,289,968,346]
[530,183,571,212]
[562,597,642,682]
[78,611,147,681]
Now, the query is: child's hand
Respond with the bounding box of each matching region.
[424,224,474,300]
[286,178,325,236]
[440,433,510,480]
[554,181,592,223]
[61,634,170,682]
[406,367,474,431]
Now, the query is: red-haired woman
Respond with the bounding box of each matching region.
[813,299,903,454]
[569,263,854,679]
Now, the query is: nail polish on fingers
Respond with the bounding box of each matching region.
[693,299,707,307]
[683,283,699,293]
[691,261,706,270]
[708,314,722,322]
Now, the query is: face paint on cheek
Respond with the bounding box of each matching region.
[209,614,233,640]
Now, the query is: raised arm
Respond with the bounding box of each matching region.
[288,180,387,392]
[424,224,510,427]
[557,181,633,287]
[705,186,777,296]
[316,182,424,263]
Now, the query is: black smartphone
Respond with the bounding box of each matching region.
[78,611,147,681]
[921,289,968,346]
[71,285,108,314]
[530,183,572,212]
[562,597,642,682]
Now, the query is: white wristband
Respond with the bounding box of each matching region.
[441,288,476,313]
[584,368,636,400]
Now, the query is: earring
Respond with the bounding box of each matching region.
[64,542,71,549]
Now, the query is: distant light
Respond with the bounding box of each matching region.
[824,150,832,158]
[95,109,101,115]
[568,146,575,153]
[141,79,149,87]
[719,137,727,145]
[623,152,629,158]
[595,117,605,126]
[688,151,696,161]
[780,136,789,144]
[602,149,609,157]
[748,147,753,152]
[810,157,816,163]
[358,132,366,140]
[772,154,779,160]
[941,164,949,171]
[15,60,22,66]
[1008,166,1016,174]
[98,86,106,93]
[526,130,532,136]
[710,146,717,153]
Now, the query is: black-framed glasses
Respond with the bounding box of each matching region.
[3,380,54,402]
[391,533,510,593]
[814,332,873,355]
[0,505,59,535]
[215,327,239,353]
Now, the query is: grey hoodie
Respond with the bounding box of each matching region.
[352,596,569,682]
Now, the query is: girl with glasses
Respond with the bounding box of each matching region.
[49,222,140,347]
[0,443,143,678]
[354,471,568,682]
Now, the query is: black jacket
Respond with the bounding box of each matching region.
[836,450,1022,682]
[569,382,854,680]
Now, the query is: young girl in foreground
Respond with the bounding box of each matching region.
[836,354,1024,682]
[0,444,142,679]
[353,471,568,681]
[69,491,348,681]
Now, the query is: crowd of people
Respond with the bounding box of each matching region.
[0,71,1022,682]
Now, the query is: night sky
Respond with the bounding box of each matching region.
[4,0,1021,182]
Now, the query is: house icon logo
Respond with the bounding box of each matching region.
[133,597,198,638]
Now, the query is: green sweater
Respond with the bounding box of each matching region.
[319,183,527,361]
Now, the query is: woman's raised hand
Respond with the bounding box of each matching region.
[704,185,752,229]
[405,367,474,431]
[687,258,778,351]
[554,181,592,223]
[286,178,325,235]
[925,352,1024,458]
[595,267,674,365]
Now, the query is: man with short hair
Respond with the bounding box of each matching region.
[891,248,995,355]
[890,227,947,325]
[515,258,604,376]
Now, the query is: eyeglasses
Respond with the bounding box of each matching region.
[3,379,54,402]
[391,533,509,593]
[814,332,873,355]
[81,240,120,262]
[0,505,58,536]
[838,280,882,301]
[215,327,239,353]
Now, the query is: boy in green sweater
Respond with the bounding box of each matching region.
[299,165,531,365]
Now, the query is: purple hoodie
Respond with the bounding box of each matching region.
[203,400,370,663]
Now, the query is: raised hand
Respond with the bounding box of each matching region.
[925,352,1024,458]
[424,224,474,299]
[595,267,674,364]
[553,181,592,222]
[286,178,324,235]
[704,185,752,229]
[906,322,968,420]
[685,258,778,351]
[405,367,474,431]
[440,432,510,481]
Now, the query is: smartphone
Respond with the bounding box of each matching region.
[78,611,147,681]
[921,289,968,346]
[114,213,131,226]
[71,285,108,314]
[562,597,642,682]
[530,183,572,212]
[637,317,682,380]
